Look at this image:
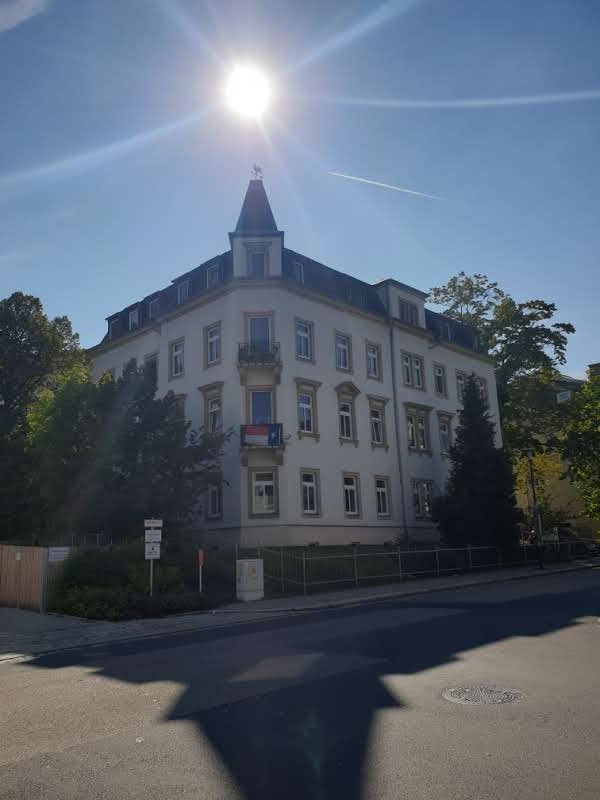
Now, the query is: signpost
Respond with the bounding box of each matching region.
[198,549,204,593]
[144,519,163,597]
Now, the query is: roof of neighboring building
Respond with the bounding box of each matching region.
[234,179,279,234]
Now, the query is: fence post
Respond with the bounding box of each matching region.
[280,546,284,593]
[467,545,472,571]
[353,549,359,587]
[302,551,307,596]
[435,548,440,577]
[498,548,502,568]
[397,547,403,579]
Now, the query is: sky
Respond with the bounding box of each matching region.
[1,0,599,376]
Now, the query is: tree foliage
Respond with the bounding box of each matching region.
[433,377,520,554]
[562,375,600,519]
[429,271,575,453]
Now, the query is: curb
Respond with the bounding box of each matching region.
[1,559,597,664]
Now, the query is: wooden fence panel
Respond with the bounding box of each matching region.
[0,545,47,612]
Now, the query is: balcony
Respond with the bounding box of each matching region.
[237,341,282,384]
[240,423,285,465]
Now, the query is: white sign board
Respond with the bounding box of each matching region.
[144,519,163,529]
[15,551,22,562]
[48,546,71,562]
[145,542,161,560]
[145,529,162,544]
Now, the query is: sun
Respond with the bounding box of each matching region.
[225,64,272,119]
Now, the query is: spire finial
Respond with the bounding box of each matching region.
[252,163,263,181]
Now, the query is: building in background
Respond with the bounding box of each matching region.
[90,179,500,546]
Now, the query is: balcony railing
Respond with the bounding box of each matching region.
[240,423,283,448]
[237,341,281,366]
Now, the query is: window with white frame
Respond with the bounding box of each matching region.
[434,363,447,396]
[401,352,425,389]
[128,308,139,331]
[109,319,119,339]
[248,250,266,278]
[207,484,222,518]
[339,399,353,440]
[375,477,390,517]
[368,398,387,446]
[295,319,313,361]
[456,371,467,402]
[144,352,158,382]
[206,322,221,365]
[412,480,433,519]
[476,376,488,405]
[399,299,419,326]
[251,470,277,515]
[438,414,452,454]
[250,390,273,424]
[148,298,159,320]
[301,470,319,515]
[335,333,351,371]
[343,474,360,516]
[169,339,184,378]
[406,406,430,451]
[298,391,314,433]
[293,261,304,284]
[207,395,222,433]
[206,263,221,289]
[177,280,190,305]
[366,342,381,379]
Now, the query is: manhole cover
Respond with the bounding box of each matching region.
[442,685,524,705]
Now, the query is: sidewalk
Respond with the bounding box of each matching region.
[1,558,597,663]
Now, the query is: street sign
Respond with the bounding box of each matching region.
[144,519,163,529]
[48,546,71,562]
[15,551,22,561]
[144,529,162,544]
[145,542,160,560]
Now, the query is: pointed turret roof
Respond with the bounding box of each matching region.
[234,179,278,234]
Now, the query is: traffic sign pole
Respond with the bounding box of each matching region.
[150,559,154,597]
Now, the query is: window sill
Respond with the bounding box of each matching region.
[367,374,383,382]
[302,511,322,518]
[169,372,185,381]
[295,355,314,364]
[408,447,433,456]
[336,366,353,374]
[249,512,279,519]
[377,514,391,520]
[207,515,222,521]
[339,437,359,447]
[344,513,362,519]
[298,430,320,442]
[371,442,389,451]
[206,359,221,368]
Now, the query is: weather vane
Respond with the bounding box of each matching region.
[252,163,263,181]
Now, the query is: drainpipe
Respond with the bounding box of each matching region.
[389,322,409,545]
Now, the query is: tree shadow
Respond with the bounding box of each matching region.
[26,575,600,800]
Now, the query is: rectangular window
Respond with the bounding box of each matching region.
[369,401,387,446]
[294,261,304,284]
[207,485,222,519]
[476,376,488,405]
[206,263,221,289]
[170,339,184,378]
[366,342,381,379]
[298,391,313,433]
[375,477,390,517]
[177,280,190,305]
[252,470,277,515]
[173,394,186,418]
[434,364,447,396]
[206,323,221,365]
[456,371,467,402]
[295,319,313,361]
[249,251,266,278]
[413,480,433,519]
[109,320,119,339]
[248,315,271,352]
[208,395,222,433]
[128,308,139,331]
[301,470,319,515]
[399,299,418,326]
[144,353,158,382]
[339,399,353,440]
[402,353,425,389]
[251,390,273,424]
[148,298,159,320]
[335,333,351,371]
[406,408,430,451]
[439,415,451,454]
[343,474,360,516]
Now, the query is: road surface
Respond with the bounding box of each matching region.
[1,569,599,799]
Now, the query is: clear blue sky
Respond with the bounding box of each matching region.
[1,0,599,376]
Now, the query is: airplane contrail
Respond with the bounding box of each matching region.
[327,88,600,110]
[328,171,444,200]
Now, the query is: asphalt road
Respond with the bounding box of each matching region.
[1,569,599,800]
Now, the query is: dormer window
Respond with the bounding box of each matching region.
[177,280,190,304]
[128,308,139,331]
[249,250,265,278]
[293,261,304,284]
[148,298,159,320]
[399,299,418,326]
[109,319,119,339]
[206,263,221,289]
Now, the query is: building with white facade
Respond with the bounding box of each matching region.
[90,179,501,547]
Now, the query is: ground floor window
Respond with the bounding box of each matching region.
[207,485,222,519]
[412,479,433,519]
[343,473,360,516]
[251,470,277,516]
[375,477,391,517]
[301,470,319,515]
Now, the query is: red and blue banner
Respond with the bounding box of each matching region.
[241,424,282,447]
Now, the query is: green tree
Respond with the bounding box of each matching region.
[429,272,574,453]
[433,377,520,555]
[562,374,600,519]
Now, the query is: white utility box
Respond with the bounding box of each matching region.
[236,558,264,602]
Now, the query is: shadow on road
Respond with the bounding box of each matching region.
[24,574,600,799]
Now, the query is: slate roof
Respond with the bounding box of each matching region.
[234,179,278,234]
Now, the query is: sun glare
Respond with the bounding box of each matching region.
[225,65,271,119]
